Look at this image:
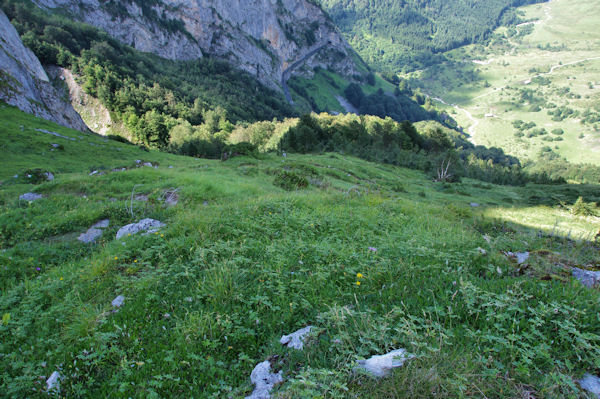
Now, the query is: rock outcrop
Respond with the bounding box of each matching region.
[0,9,88,131]
[31,0,362,89]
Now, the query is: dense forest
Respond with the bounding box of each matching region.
[320,0,547,72]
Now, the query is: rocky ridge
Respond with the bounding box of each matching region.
[30,0,362,89]
[0,9,88,131]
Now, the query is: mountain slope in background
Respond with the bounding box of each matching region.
[320,0,547,72]
[0,9,87,130]
[31,0,364,89]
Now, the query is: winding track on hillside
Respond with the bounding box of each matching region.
[427,0,600,140]
[281,41,330,104]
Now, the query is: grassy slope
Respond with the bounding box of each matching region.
[1,104,600,398]
[409,0,600,164]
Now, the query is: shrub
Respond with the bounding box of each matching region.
[571,196,596,216]
[273,170,309,191]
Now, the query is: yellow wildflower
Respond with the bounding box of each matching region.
[356,273,364,279]
[356,281,361,286]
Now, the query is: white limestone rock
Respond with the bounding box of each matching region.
[116,219,164,239]
[78,219,109,243]
[19,193,43,201]
[356,349,414,377]
[579,374,600,398]
[572,268,600,288]
[280,326,313,350]
[46,371,61,393]
[111,295,125,308]
[245,360,283,399]
[505,251,530,264]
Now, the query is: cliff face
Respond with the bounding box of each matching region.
[31,0,361,88]
[0,9,88,131]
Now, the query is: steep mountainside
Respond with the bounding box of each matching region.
[31,0,363,89]
[320,0,546,72]
[0,9,87,130]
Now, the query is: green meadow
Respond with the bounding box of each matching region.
[1,104,600,397]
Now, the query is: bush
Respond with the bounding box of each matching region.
[273,170,309,191]
[571,197,597,216]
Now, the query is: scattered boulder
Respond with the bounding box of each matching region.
[92,219,110,229]
[111,295,125,308]
[477,247,487,256]
[112,167,127,172]
[134,194,149,202]
[78,228,103,244]
[245,360,283,399]
[280,326,313,350]
[46,371,61,393]
[19,192,43,201]
[44,172,54,181]
[116,219,164,239]
[470,202,480,207]
[356,349,414,377]
[143,162,154,168]
[572,268,600,288]
[578,374,600,398]
[505,251,530,264]
[89,170,98,176]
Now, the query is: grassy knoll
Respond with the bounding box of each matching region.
[409,0,600,165]
[1,104,600,398]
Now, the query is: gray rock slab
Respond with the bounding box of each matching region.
[46,371,61,393]
[579,374,600,398]
[572,268,600,288]
[356,349,414,377]
[116,219,164,239]
[280,326,313,350]
[470,202,480,207]
[44,172,54,181]
[78,228,103,244]
[19,192,43,201]
[92,219,110,229]
[111,295,125,308]
[245,360,283,399]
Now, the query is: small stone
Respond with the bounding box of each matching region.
[116,219,165,239]
[13,174,18,178]
[134,194,149,202]
[572,268,600,288]
[168,165,174,169]
[245,360,283,399]
[143,162,153,168]
[51,143,60,148]
[89,170,98,176]
[578,374,600,398]
[470,202,480,207]
[356,348,414,377]
[135,160,142,164]
[184,297,193,302]
[280,326,313,350]
[483,235,491,243]
[111,295,125,308]
[164,313,171,319]
[477,247,487,256]
[19,193,43,201]
[46,371,61,393]
[44,172,54,181]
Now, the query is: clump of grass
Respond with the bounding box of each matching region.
[571,196,597,216]
[274,170,309,190]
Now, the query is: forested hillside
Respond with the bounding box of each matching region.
[320,0,547,72]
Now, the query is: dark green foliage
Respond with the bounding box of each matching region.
[571,197,597,216]
[22,168,50,185]
[320,0,546,72]
[343,84,433,123]
[273,170,309,190]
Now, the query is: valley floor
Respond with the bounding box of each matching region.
[1,105,599,398]
[411,0,600,165]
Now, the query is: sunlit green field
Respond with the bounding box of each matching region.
[1,104,599,398]
[410,0,600,164]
